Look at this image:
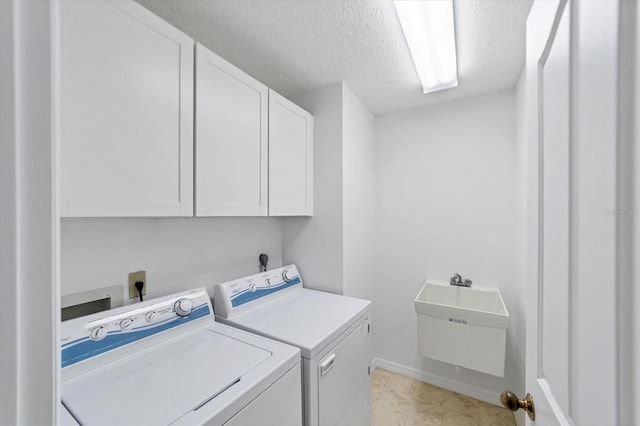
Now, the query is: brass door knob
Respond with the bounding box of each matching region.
[500,391,535,421]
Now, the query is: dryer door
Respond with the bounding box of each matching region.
[317,316,373,426]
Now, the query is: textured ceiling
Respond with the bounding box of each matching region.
[136,0,532,116]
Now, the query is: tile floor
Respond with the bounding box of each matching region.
[372,368,516,426]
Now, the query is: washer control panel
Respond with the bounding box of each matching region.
[61,288,212,368]
[214,264,302,318]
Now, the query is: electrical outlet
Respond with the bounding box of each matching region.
[128,270,147,300]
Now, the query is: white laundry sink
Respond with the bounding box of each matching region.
[415,282,509,328]
[415,282,509,377]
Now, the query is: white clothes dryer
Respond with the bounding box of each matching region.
[60,287,302,425]
[214,265,373,426]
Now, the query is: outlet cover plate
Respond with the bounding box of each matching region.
[128,270,147,299]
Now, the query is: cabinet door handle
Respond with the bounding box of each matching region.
[319,353,336,376]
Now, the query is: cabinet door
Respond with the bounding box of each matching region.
[195,44,268,216]
[268,90,314,216]
[59,0,193,217]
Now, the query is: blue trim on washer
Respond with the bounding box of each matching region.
[61,303,208,348]
[230,276,300,307]
[61,304,210,368]
[61,336,89,349]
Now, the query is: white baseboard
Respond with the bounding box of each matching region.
[372,357,502,408]
[514,409,526,426]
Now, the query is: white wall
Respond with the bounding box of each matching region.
[283,83,344,294]
[282,83,377,299]
[374,90,521,401]
[61,218,283,301]
[342,85,376,302]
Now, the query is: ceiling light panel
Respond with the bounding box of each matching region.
[394,0,459,94]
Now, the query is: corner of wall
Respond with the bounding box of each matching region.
[282,84,345,294]
[340,83,377,302]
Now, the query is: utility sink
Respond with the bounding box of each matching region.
[415,282,509,328]
[415,282,510,377]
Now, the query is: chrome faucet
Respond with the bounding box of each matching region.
[450,273,472,287]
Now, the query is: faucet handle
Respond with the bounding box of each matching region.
[450,273,462,285]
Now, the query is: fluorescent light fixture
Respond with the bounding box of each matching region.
[393,0,458,94]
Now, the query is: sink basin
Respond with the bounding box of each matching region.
[414,282,509,329]
[415,281,510,377]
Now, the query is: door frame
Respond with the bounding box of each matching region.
[0,0,61,423]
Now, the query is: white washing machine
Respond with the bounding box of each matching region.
[214,265,373,426]
[60,287,302,425]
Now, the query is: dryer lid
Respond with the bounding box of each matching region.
[62,328,270,425]
[221,288,371,359]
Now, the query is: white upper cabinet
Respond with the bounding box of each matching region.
[59,0,194,217]
[195,44,268,216]
[268,90,314,216]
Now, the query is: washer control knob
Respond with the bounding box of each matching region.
[119,318,133,330]
[174,298,193,317]
[89,326,106,341]
[265,278,271,286]
[282,270,292,283]
[145,311,156,322]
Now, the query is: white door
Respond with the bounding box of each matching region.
[523,0,628,424]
